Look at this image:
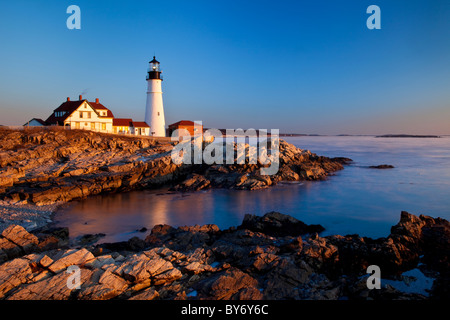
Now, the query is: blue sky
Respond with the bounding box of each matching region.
[0,0,449,134]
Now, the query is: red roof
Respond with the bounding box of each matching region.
[132,121,150,128]
[45,101,85,125]
[45,99,115,125]
[113,118,133,127]
[89,101,114,118]
[168,120,203,127]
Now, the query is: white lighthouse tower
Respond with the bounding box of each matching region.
[145,56,166,137]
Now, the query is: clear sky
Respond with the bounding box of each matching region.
[0,0,449,134]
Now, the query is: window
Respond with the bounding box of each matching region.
[85,122,88,126]
[87,112,91,119]
[79,111,83,118]
[102,123,106,130]
[91,122,95,130]
[158,112,160,116]
[75,122,80,129]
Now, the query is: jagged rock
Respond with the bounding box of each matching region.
[1,225,38,253]
[0,237,22,261]
[0,258,32,299]
[148,224,219,252]
[330,157,353,165]
[85,255,115,269]
[171,174,211,191]
[38,255,54,268]
[300,234,339,271]
[0,128,349,205]
[48,248,95,273]
[150,224,176,236]
[263,258,313,299]
[7,268,94,300]
[77,233,106,245]
[115,254,176,284]
[251,252,279,272]
[278,166,300,181]
[153,268,182,285]
[80,270,128,300]
[196,268,261,300]
[0,211,448,301]
[129,287,159,300]
[240,211,325,237]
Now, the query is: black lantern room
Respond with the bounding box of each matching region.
[147,56,162,80]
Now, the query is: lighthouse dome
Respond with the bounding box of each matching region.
[149,56,160,72]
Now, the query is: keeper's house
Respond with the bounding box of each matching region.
[26,95,150,136]
[45,96,114,133]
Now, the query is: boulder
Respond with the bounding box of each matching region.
[263,258,312,299]
[240,212,325,237]
[128,287,159,300]
[115,254,176,284]
[0,258,32,299]
[7,268,94,300]
[1,225,39,253]
[80,270,128,300]
[171,174,211,191]
[0,238,22,261]
[48,248,95,274]
[196,268,261,300]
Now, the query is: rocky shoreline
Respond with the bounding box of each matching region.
[0,127,349,231]
[1,128,447,300]
[0,211,448,300]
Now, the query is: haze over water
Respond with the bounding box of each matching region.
[55,136,450,243]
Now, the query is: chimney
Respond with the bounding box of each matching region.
[67,97,70,102]
[96,98,99,104]
[79,95,83,100]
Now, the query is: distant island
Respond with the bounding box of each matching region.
[376,134,441,138]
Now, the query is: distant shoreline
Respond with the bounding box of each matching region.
[375,134,441,138]
[279,133,444,138]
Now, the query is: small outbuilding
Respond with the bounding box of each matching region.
[168,120,203,139]
[24,118,46,126]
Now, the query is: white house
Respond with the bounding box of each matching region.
[131,121,150,136]
[45,96,114,133]
[43,95,151,137]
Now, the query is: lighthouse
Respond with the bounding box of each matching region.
[145,56,166,137]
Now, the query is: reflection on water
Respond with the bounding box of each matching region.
[55,136,450,243]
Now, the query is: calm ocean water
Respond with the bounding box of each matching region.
[55,136,450,243]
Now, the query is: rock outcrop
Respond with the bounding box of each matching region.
[0,128,349,209]
[171,139,347,192]
[0,211,448,300]
[369,164,395,169]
